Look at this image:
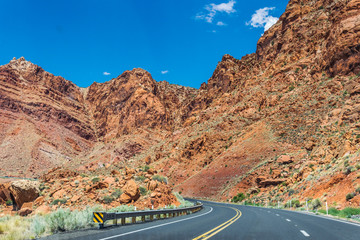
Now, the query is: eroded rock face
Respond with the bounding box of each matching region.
[9,180,40,209]
[0,0,360,209]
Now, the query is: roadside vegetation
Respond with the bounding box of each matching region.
[0,192,194,240]
[229,193,360,223]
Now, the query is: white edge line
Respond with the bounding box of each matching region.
[98,207,214,240]
[300,230,310,237]
[196,199,360,228]
[286,219,291,222]
[278,208,360,228]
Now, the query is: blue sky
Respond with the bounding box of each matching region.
[0,0,288,89]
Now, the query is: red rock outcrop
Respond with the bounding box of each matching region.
[8,180,40,209]
[0,0,360,210]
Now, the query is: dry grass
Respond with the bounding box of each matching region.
[0,216,33,240]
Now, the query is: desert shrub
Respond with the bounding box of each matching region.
[152,175,168,184]
[356,164,360,170]
[50,199,67,206]
[111,189,122,199]
[108,205,135,213]
[328,207,340,216]
[311,198,321,210]
[292,199,301,208]
[346,193,355,201]
[356,187,360,194]
[91,177,100,183]
[135,176,146,182]
[231,193,246,203]
[39,183,46,191]
[0,216,32,239]
[338,207,360,218]
[288,189,295,196]
[34,207,96,234]
[139,186,148,196]
[344,166,355,175]
[103,195,114,204]
[5,200,12,206]
[143,165,150,172]
[174,192,193,208]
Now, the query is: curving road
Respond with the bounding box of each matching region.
[44,200,360,240]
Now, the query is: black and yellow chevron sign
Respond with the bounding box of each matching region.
[93,212,104,223]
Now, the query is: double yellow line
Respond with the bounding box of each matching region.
[192,207,242,240]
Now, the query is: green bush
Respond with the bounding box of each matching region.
[311,199,321,210]
[111,189,122,199]
[50,199,67,206]
[346,193,355,201]
[6,200,13,206]
[143,165,150,172]
[108,205,135,213]
[338,208,360,218]
[174,192,193,208]
[292,199,301,208]
[231,193,246,203]
[103,196,114,204]
[328,207,340,216]
[288,189,295,196]
[135,176,146,182]
[139,186,148,196]
[152,175,168,184]
[91,177,100,183]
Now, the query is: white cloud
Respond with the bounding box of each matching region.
[161,70,169,74]
[103,72,111,76]
[246,7,279,32]
[216,21,226,26]
[196,1,236,24]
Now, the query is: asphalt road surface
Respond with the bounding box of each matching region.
[44,200,360,240]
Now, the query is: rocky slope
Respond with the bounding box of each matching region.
[0,0,360,211]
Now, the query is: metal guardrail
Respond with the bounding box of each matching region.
[93,202,203,229]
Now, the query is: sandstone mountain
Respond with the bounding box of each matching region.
[1,0,360,208]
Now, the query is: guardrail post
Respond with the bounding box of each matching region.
[142,216,145,222]
[132,217,136,224]
[115,217,117,226]
[150,215,153,221]
[121,218,125,225]
[157,214,160,219]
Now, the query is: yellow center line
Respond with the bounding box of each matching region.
[192,207,242,240]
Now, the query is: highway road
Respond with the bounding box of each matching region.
[44,200,360,240]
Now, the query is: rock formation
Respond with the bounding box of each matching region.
[0,0,360,210]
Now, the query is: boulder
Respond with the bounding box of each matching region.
[0,183,11,203]
[21,202,33,209]
[34,205,51,215]
[119,193,132,203]
[9,180,40,210]
[120,180,140,204]
[53,189,66,199]
[147,168,157,175]
[86,182,109,193]
[125,167,136,175]
[144,156,152,165]
[259,178,287,187]
[70,195,81,202]
[147,180,158,191]
[34,196,45,206]
[111,170,120,175]
[277,155,293,165]
[18,208,32,216]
